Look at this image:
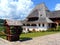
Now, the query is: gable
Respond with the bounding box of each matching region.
[5,19,22,26]
[27,3,49,18]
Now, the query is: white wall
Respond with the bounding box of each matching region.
[23,23,48,32]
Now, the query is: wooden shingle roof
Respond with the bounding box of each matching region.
[51,10,60,18]
[22,17,53,24]
[46,10,60,18]
[27,3,60,18]
[27,10,38,18]
[27,3,48,18]
[22,3,60,24]
[5,19,22,26]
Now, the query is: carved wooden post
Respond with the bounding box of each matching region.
[4,20,11,41]
[6,26,11,41]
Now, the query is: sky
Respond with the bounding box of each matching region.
[0,0,60,20]
[32,0,60,11]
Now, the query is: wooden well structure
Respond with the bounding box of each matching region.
[4,19,22,41]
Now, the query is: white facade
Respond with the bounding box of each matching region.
[23,23,49,33]
[22,3,53,33]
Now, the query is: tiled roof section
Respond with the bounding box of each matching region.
[46,11,52,18]
[5,19,22,26]
[46,10,60,18]
[38,17,53,23]
[27,10,38,18]
[22,17,53,24]
[51,10,60,18]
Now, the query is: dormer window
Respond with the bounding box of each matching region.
[28,17,39,21]
[40,14,42,16]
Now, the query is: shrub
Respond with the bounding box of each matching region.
[0,31,6,36]
[56,26,60,31]
[4,26,23,35]
[47,26,60,32]
[47,28,56,32]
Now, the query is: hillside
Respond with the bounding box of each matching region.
[0,19,5,26]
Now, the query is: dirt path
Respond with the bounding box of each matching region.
[0,38,12,45]
[19,33,60,45]
[0,33,60,45]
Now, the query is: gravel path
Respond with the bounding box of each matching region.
[20,33,60,45]
[0,33,60,45]
[11,33,60,45]
[0,38,12,45]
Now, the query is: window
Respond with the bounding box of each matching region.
[40,14,42,16]
[39,24,40,26]
[42,24,44,27]
[28,17,39,21]
[26,24,30,26]
[23,24,25,26]
[31,24,36,26]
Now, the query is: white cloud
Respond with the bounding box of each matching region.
[0,0,34,20]
[55,3,60,10]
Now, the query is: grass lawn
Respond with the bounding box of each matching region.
[0,35,6,39]
[20,31,60,39]
[0,31,60,40]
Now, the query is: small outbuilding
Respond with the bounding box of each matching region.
[4,19,22,41]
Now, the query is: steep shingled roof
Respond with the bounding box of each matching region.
[27,3,60,18]
[22,17,53,24]
[5,19,22,26]
[27,3,48,18]
[50,10,60,18]
[27,10,38,18]
[46,10,60,18]
[22,3,60,24]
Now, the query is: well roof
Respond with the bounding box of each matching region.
[5,19,22,26]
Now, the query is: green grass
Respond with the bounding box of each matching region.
[20,31,60,38]
[0,26,5,31]
[0,26,6,39]
[0,31,6,39]
[0,26,60,39]
[0,31,60,40]
[0,36,6,39]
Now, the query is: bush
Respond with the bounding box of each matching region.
[47,28,56,32]
[47,27,60,32]
[4,26,23,35]
[41,30,46,32]
[0,26,6,36]
[57,26,60,31]
[0,31,6,36]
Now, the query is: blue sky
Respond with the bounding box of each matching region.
[32,0,60,11]
[0,0,60,20]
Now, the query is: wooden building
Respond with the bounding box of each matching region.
[4,19,22,41]
[22,3,60,32]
